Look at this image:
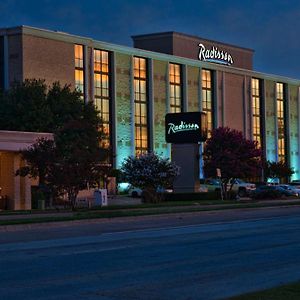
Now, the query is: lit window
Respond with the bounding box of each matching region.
[94,49,111,149]
[74,44,84,97]
[251,78,262,148]
[276,82,286,162]
[169,63,182,113]
[134,57,148,156]
[202,69,213,137]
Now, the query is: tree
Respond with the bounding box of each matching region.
[0,79,90,133]
[17,138,56,185]
[49,114,109,208]
[203,127,262,199]
[121,152,179,203]
[13,80,110,208]
[263,160,294,183]
[0,79,52,132]
[16,138,57,207]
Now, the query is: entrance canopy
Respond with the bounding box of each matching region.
[0,130,53,152]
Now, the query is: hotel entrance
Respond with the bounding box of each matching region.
[0,151,31,210]
[0,130,53,210]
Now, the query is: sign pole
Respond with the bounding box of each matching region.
[216,168,223,201]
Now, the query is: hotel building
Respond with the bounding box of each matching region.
[0,26,299,207]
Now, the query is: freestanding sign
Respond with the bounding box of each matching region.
[165,112,207,143]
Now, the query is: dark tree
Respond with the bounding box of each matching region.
[13,80,110,208]
[263,160,294,183]
[17,138,56,185]
[50,110,109,207]
[0,79,87,133]
[0,79,52,132]
[203,127,262,198]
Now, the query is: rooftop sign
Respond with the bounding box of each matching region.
[198,43,234,66]
[165,112,207,144]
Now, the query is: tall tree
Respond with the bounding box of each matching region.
[0,79,52,132]
[12,80,109,208]
[203,127,262,198]
[50,106,109,207]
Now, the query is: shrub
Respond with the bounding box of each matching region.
[163,191,237,202]
[251,189,283,200]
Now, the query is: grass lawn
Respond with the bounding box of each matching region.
[229,281,300,299]
[0,199,300,226]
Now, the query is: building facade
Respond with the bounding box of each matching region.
[0,26,300,181]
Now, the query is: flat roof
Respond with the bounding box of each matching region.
[0,25,299,85]
[132,31,255,53]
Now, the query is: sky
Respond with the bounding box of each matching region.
[1,0,300,79]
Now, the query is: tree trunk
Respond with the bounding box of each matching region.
[67,188,79,210]
[142,187,160,203]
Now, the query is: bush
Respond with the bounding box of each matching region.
[251,189,283,200]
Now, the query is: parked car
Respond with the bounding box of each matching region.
[278,184,300,197]
[251,185,297,199]
[200,178,255,197]
[128,186,142,197]
[228,178,256,197]
[128,186,173,197]
[290,180,300,186]
[199,178,222,192]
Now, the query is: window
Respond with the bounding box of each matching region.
[74,44,84,96]
[202,69,213,137]
[94,49,110,148]
[251,78,262,148]
[134,57,148,155]
[169,63,182,113]
[276,82,286,162]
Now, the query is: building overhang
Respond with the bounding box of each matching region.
[0,130,53,152]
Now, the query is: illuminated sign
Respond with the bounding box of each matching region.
[165,112,207,143]
[198,43,234,66]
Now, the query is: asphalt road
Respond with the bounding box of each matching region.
[1,206,300,300]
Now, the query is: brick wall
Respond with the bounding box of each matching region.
[115,53,132,167]
[22,34,74,88]
[224,72,244,132]
[289,85,299,178]
[8,34,23,84]
[153,59,169,158]
[265,80,276,161]
[187,65,199,112]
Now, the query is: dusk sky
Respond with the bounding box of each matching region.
[1,0,300,79]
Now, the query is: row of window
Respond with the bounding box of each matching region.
[251,79,287,163]
[74,44,287,162]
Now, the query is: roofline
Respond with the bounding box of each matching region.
[0,25,299,85]
[131,31,255,53]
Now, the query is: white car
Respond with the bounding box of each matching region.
[128,186,173,197]
[128,186,142,197]
[228,178,256,197]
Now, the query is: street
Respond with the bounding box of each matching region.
[1,206,300,299]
